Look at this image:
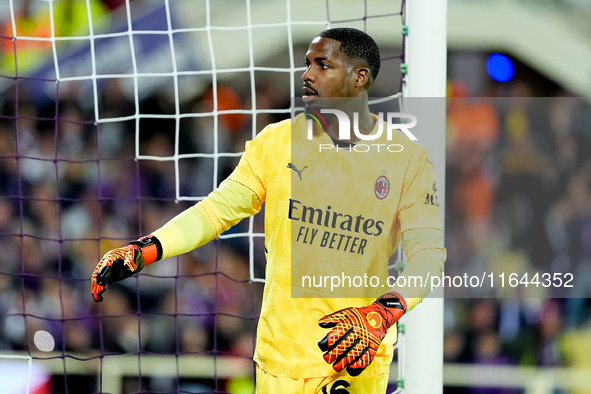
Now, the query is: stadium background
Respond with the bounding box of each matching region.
[1,0,591,393]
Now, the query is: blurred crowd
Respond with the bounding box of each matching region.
[0,0,128,75]
[443,81,591,393]
[0,74,284,390]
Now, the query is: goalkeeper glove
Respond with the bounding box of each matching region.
[318,291,407,376]
[91,235,162,302]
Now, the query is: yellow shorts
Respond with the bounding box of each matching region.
[255,365,390,394]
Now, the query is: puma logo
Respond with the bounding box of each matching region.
[287,163,308,181]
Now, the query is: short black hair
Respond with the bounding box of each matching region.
[318,28,381,83]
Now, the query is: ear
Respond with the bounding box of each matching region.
[354,67,371,90]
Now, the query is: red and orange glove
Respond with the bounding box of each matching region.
[91,235,162,302]
[318,292,407,376]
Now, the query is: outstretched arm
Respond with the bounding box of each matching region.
[152,178,263,259]
[91,179,262,302]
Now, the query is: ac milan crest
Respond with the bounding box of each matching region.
[375,176,390,199]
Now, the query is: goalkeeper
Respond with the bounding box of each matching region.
[91,28,445,393]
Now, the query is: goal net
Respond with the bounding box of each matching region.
[0,0,414,392]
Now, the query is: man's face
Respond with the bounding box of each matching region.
[302,37,358,105]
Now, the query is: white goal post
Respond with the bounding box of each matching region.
[401,0,447,393]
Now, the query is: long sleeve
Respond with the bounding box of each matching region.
[151,178,263,259]
[390,227,446,312]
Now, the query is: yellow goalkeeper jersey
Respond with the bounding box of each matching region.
[227,113,443,378]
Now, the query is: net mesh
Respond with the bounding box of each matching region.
[0,0,406,392]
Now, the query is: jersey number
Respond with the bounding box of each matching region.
[321,380,350,394]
